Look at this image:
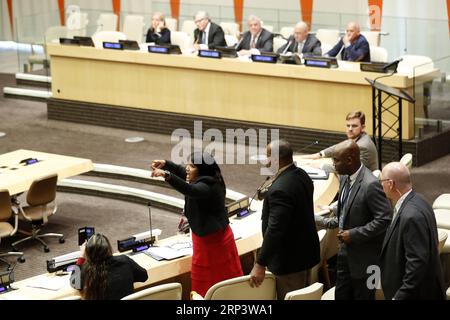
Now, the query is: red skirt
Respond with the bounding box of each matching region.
[191,224,243,297]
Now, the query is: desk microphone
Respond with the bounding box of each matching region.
[147,201,155,246]
[298,140,319,153]
[382,57,403,72]
[248,176,270,212]
[281,40,293,55]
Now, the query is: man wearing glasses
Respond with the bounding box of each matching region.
[379,162,445,300]
[193,11,226,50]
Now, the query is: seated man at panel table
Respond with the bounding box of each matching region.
[277,21,322,56]
[299,110,378,171]
[193,11,226,50]
[325,22,370,62]
[235,15,273,55]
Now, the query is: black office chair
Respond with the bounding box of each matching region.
[12,174,65,252]
[0,189,25,269]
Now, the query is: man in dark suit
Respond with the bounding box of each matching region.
[379,162,445,300]
[316,140,391,299]
[277,21,321,56]
[249,140,320,300]
[236,15,273,54]
[193,11,226,49]
[326,22,370,62]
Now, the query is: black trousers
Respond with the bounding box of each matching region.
[335,253,375,300]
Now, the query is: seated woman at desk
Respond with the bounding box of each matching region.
[70,233,148,300]
[151,152,243,297]
[145,12,171,45]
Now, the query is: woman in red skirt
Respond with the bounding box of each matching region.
[151,152,243,297]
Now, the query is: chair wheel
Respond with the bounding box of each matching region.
[18,257,25,263]
[59,238,65,244]
[44,247,50,253]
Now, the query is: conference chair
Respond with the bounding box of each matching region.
[372,169,381,179]
[435,210,450,230]
[181,20,196,39]
[171,31,191,51]
[284,282,324,300]
[370,46,388,63]
[279,26,294,39]
[273,36,288,53]
[0,190,25,268]
[220,22,240,37]
[96,13,118,32]
[122,15,145,42]
[438,229,449,254]
[310,229,327,285]
[397,55,434,77]
[121,283,182,300]
[92,31,127,48]
[400,153,413,170]
[261,23,274,33]
[360,31,381,47]
[225,34,238,47]
[321,43,333,57]
[315,29,340,48]
[66,12,89,38]
[12,174,64,253]
[165,18,178,32]
[433,194,450,210]
[321,286,335,300]
[191,272,277,300]
[28,26,68,71]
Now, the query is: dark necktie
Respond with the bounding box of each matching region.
[339,177,351,229]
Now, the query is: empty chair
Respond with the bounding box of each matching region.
[192,272,277,300]
[316,29,340,47]
[400,153,413,171]
[225,34,238,47]
[433,194,450,210]
[370,46,388,62]
[284,282,324,300]
[273,37,288,53]
[181,20,196,39]
[360,31,380,47]
[171,31,191,51]
[220,22,240,37]
[92,31,126,48]
[28,26,68,71]
[321,43,333,56]
[0,190,25,268]
[435,210,450,230]
[12,174,64,252]
[121,283,182,300]
[66,12,89,38]
[280,26,294,39]
[165,17,178,32]
[122,15,145,42]
[96,13,118,32]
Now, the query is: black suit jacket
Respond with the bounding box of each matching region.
[380,191,446,300]
[277,34,322,55]
[163,161,229,237]
[145,27,171,45]
[236,28,274,53]
[338,166,392,278]
[193,22,226,49]
[257,164,320,275]
[327,34,370,62]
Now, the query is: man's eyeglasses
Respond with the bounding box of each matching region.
[380,178,392,183]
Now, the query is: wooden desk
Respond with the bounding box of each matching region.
[0,149,94,195]
[47,44,440,139]
[0,158,337,300]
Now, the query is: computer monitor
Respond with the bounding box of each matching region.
[215,46,238,58]
[73,36,94,47]
[119,40,140,50]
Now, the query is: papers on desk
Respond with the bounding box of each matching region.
[145,243,193,261]
[299,165,329,180]
[26,274,70,291]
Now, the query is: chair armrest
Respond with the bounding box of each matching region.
[190,291,204,300]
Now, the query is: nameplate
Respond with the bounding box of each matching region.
[103,42,123,50]
[59,38,80,46]
[74,36,94,47]
[198,49,221,59]
[304,57,338,68]
[251,54,278,64]
[148,45,170,54]
[119,40,140,50]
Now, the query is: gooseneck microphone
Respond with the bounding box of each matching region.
[298,140,319,153]
[248,177,270,212]
[382,57,403,72]
[147,201,155,246]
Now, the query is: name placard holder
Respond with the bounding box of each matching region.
[103,42,123,50]
[251,53,278,64]
[198,49,221,59]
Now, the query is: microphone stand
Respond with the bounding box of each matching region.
[147,201,155,246]
[248,177,270,212]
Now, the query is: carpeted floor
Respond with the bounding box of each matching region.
[0,72,449,284]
